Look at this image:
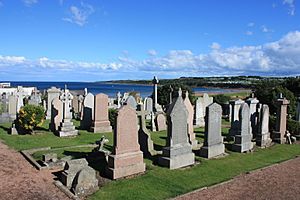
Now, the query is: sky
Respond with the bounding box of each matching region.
[0,0,300,81]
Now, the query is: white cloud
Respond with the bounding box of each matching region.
[261,25,273,33]
[63,2,95,26]
[1,31,300,78]
[22,0,38,6]
[283,0,295,15]
[210,42,221,50]
[245,31,253,36]
[148,49,157,56]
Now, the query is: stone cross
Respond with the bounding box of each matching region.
[59,87,73,120]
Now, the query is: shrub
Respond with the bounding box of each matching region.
[109,108,118,129]
[214,94,230,105]
[18,104,45,133]
[269,115,300,136]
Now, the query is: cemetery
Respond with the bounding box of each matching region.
[0,77,299,200]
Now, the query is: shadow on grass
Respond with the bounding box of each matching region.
[0,125,9,132]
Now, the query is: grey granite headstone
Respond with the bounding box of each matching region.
[232,103,253,152]
[256,104,272,147]
[246,97,259,138]
[229,99,245,137]
[158,88,195,169]
[80,93,94,130]
[125,95,137,110]
[199,103,225,158]
[194,97,205,127]
[8,95,17,120]
[144,97,153,120]
[46,87,61,119]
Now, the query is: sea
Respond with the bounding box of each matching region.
[9,82,237,98]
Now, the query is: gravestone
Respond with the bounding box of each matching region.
[46,87,61,119]
[15,86,26,112]
[273,96,289,144]
[194,97,205,127]
[232,103,253,152]
[80,93,94,130]
[158,88,195,169]
[137,104,157,157]
[107,105,145,179]
[58,87,78,137]
[116,92,122,108]
[229,99,245,136]
[72,95,79,114]
[152,76,159,112]
[296,97,300,122]
[28,89,41,106]
[8,95,17,120]
[71,166,98,197]
[50,97,63,132]
[155,113,167,131]
[78,95,84,120]
[183,91,198,149]
[256,104,272,147]
[125,95,137,110]
[144,97,153,120]
[91,93,112,133]
[199,103,225,158]
[246,96,259,138]
[150,112,157,132]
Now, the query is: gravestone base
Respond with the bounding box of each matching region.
[158,143,195,169]
[199,143,225,158]
[232,135,253,152]
[272,131,287,144]
[107,151,145,180]
[256,133,272,147]
[90,121,112,133]
[58,119,78,137]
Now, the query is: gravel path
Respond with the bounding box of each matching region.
[0,141,70,200]
[175,156,300,200]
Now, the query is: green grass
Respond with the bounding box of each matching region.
[0,119,299,200]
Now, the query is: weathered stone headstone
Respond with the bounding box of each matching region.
[80,93,94,130]
[137,104,157,157]
[15,86,26,112]
[125,95,137,110]
[184,91,198,149]
[229,99,245,136]
[246,96,259,138]
[144,97,153,120]
[150,112,157,132]
[155,113,167,131]
[272,96,289,144]
[107,105,146,179]
[256,104,272,147]
[72,95,79,114]
[8,95,17,120]
[58,87,78,137]
[194,97,205,127]
[91,93,112,133]
[46,87,61,119]
[232,103,253,152]
[158,88,195,169]
[199,103,225,158]
[50,97,63,132]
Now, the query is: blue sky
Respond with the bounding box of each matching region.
[0,0,299,81]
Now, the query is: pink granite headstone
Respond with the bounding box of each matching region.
[107,105,146,179]
[91,93,112,133]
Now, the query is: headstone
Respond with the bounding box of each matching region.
[272,96,289,144]
[232,103,253,152]
[125,95,137,110]
[60,158,89,188]
[72,95,79,114]
[80,93,94,130]
[137,105,157,157]
[116,92,122,108]
[107,105,146,179]
[256,104,272,147]
[15,86,26,112]
[199,103,225,158]
[91,93,112,133]
[152,76,159,112]
[246,96,259,138]
[28,88,41,106]
[184,91,199,149]
[58,87,78,137]
[46,87,61,119]
[78,95,84,120]
[158,88,195,169]
[10,123,18,135]
[50,97,63,132]
[229,99,245,136]
[194,97,205,127]
[8,95,17,120]
[155,113,167,131]
[144,97,153,120]
[296,97,300,122]
[150,112,157,132]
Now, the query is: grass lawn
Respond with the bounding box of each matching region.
[0,119,299,200]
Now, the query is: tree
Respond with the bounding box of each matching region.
[18,104,45,134]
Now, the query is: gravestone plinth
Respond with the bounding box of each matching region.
[107,105,145,179]
[199,103,225,158]
[91,93,112,133]
[158,88,195,169]
[272,97,289,144]
[232,103,253,152]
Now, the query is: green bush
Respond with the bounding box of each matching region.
[18,104,45,133]
[214,94,230,105]
[287,119,300,136]
[109,108,117,129]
